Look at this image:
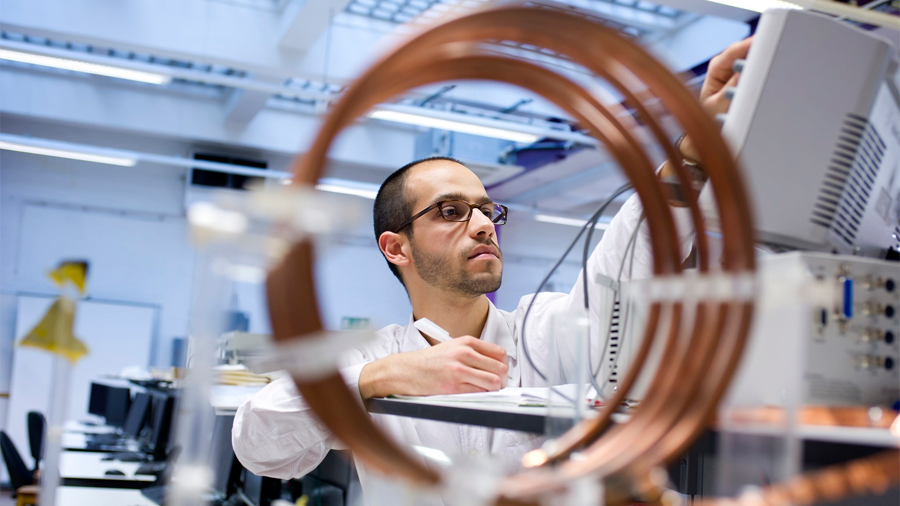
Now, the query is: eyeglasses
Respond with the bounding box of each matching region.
[393,200,509,233]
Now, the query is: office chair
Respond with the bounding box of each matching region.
[26,412,45,474]
[0,431,38,506]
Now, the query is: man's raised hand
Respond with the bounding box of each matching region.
[679,36,753,163]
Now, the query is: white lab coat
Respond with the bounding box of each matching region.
[232,194,693,505]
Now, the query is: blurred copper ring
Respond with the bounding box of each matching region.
[266,4,757,503]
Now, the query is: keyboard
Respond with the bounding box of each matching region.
[136,461,168,475]
[87,433,124,444]
[111,451,151,462]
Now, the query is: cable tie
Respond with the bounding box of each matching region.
[621,272,758,302]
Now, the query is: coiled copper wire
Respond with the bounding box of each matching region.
[263,4,894,505]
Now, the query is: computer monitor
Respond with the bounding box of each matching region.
[147,393,175,460]
[122,392,152,438]
[241,470,263,506]
[103,386,131,428]
[209,415,240,498]
[238,467,280,506]
[87,383,108,417]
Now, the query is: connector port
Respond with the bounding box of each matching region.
[842,277,853,319]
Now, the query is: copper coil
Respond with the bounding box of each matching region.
[265,3,760,503]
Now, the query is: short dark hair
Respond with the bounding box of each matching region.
[373,156,465,286]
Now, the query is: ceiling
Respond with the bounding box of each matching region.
[0,0,789,221]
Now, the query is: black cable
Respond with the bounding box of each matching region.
[520,183,634,384]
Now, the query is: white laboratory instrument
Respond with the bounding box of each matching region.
[701,8,900,258]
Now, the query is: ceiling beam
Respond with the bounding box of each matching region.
[224,75,286,129]
[279,0,355,52]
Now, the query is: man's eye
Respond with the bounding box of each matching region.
[480,207,493,217]
[442,208,458,217]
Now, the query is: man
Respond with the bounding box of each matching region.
[232,37,751,503]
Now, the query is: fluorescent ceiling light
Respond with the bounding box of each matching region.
[315,178,379,199]
[0,48,172,85]
[700,0,801,12]
[0,139,137,167]
[701,1,898,31]
[369,109,541,144]
[534,213,609,230]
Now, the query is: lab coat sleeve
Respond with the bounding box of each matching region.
[231,335,391,480]
[514,192,695,386]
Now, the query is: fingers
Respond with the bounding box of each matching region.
[454,384,488,394]
[718,36,753,65]
[702,36,753,101]
[710,37,753,78]
[724,70,741,88]
[460,336,508,362]
[458,347,509,381]
[455,366,504,392]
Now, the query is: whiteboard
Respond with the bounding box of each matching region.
[4,295,156,472]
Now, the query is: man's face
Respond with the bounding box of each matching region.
[404,160,503,297]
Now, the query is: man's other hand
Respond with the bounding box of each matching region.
[358,336,509,400]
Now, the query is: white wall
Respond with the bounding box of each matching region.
[0,150,193,366]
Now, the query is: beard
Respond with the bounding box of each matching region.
[411,238,502,296]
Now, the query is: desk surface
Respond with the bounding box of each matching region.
[56,486,158,506]
[64,420,117,435]
[366,397,599,434]
[60,451,155,482]
[367,397,900,448]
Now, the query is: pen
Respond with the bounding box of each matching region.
[414,318,452,343]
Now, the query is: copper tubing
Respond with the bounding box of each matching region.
[372,14,749,482]
[276,14,688,480]
[265,2,762,502]
[376,9,752,496]
[288,10,720,478]
[723,406,900,428]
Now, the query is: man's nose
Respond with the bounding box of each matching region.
[468,209,495,238]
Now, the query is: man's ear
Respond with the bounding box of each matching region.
[379,232,411,269]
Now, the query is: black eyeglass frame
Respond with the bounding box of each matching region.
[393,200,509,233]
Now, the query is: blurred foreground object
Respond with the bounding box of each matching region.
[265,2,757,504]
[17,260,90,506]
